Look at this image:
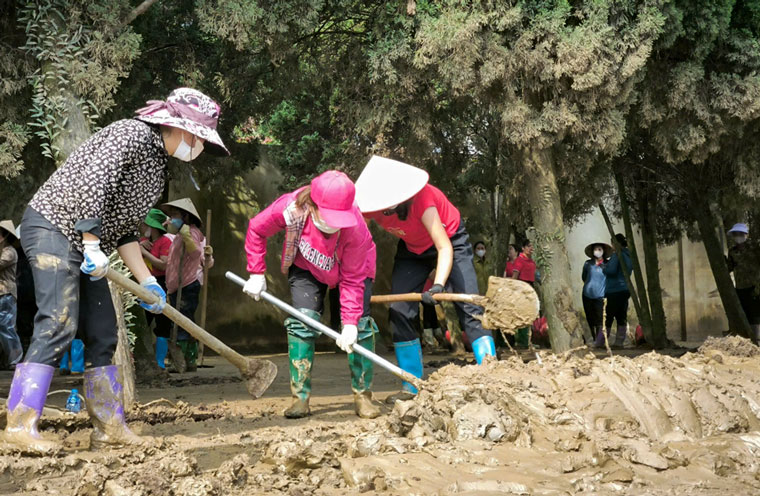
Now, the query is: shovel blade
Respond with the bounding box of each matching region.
[242,358,278,399]
[168,342,187,374]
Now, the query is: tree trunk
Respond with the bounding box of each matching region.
[109,284,136,409]
[636,183,668,348]
[40,62,91,166]
[521,146,583,352]
[615,172,656,345]
[693,202,752,338]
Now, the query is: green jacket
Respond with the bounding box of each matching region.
[473,256,492,295]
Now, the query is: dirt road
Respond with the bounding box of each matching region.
[0,339,758,495]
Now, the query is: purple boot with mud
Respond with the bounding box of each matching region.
[84,365,148,450]
[4,362,59,454]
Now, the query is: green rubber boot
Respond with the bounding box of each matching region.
[515,327,530,348]
[283,309,320,419]
[178,340,198,372]
[349,317,381,419]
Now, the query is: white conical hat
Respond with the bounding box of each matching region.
[354,156,429,213]
[161,198,202,225]
[0,220,17,241]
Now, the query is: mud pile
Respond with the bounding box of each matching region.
[378,343,760,493]
[2,338,760,495]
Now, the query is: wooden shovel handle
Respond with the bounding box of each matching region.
[105,269,248,371]
[370,293,488,306]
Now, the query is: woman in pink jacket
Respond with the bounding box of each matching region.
[243,171,380,419]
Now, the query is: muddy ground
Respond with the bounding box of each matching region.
[0,338,759,495]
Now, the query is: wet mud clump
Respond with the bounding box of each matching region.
[698,335,760,357]
[480,276,540,331]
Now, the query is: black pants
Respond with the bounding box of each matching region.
[582,295,604,330]
[20,208,117,367]
[737,286,760,325]
[169,280,201,340]
[389,226,491,343]
[147,275,172,338]
[605,291,630,329]
[289,265,372,319]
[422,303,439,329]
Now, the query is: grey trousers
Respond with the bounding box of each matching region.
[20,208,117,367]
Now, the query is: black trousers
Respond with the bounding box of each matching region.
[605,290,630,329]
[20,208,117,367]
[737,286,760,325]
[169,280,201,340]
[582,295,604,330]
[147,275,173,338]
[389,226,491,343]
[422,303,440,329]
[289,265,372,319]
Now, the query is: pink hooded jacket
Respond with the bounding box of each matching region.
[245,189,377,326]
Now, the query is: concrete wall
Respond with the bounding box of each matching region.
[566,209,727,343]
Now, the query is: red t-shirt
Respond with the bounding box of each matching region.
[504,260,515,277]
[512,253,536,283]
[365,184,461,254]
[148,235,172,277]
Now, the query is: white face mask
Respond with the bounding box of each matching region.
[143,228,152,238]
[594,249,604,259]
[311,213,339,234]
[475,249,486,258]
[734,235,748,245]
[172,133,204,162]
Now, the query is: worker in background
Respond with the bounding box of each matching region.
[163,198,213,372]
[355,156,496,404]
[727,223,760,343]
[0,220,23,370]
[140,208,174,369]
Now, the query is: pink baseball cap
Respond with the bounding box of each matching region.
[310,171,358,229]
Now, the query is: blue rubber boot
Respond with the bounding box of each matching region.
[70,339,85,374]
[155,337,168,369]
[59,349,71,375]
[385,339,423,404]
[472,335,496,365]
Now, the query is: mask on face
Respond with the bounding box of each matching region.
[172,133,204,162]
[311,213,339,234]
[143,228,152,238]
[594,248,604,259]
[475,249,486,258]
[166,218,183,234]
[734,234,748,245]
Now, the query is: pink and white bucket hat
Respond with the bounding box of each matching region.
[134,87,229,156]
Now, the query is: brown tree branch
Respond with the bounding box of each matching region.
[117,0,160,32]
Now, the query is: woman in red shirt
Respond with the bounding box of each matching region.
[356,156,496,402]
[140,208,174,369]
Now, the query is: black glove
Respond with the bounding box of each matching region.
[422,284,445,306]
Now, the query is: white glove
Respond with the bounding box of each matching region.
[80,240,109,280]
[336,324,358,353]
[243,274,267,301]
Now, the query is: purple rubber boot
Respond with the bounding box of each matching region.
[594,327,607,348]
[84,365,148,449]
[4,362,59,454]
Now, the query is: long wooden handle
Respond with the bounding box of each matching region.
[105,269,247,371]
[370,293,488,306]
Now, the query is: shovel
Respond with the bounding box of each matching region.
[105,269,278,399]
[370,276,541,331]
[225,272,425,391]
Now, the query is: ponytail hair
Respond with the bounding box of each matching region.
[295,186,318,214]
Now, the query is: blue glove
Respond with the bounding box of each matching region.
[139,276,166,314]
[80,240,109,280]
